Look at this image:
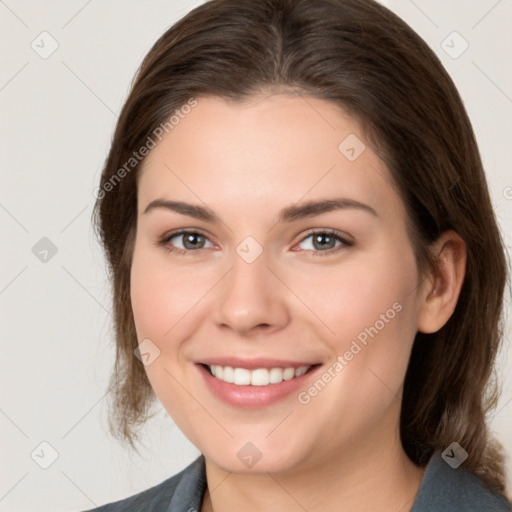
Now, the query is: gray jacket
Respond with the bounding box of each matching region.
[81,452,511,511]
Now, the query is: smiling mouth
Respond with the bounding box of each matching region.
[202,364,318,386]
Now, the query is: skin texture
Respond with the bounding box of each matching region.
[130,92,466,512]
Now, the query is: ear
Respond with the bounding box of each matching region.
[416,230,467,334]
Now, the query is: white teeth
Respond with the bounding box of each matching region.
[283,367,295,380]
[211,365,223,379]
[222,366,234,383]
[233,368,251,385]
[269,367,283,384]
[295,366,309,377]
[207,365,311,386]
[250,368,269,386]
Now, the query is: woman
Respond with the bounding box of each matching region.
[87,0,511,510]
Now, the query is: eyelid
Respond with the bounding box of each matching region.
[292,229,354,255]
[158,228,354,256]
[297,228,353,245]
[158,228,216,255]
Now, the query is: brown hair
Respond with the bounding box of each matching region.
[92,0,510,497]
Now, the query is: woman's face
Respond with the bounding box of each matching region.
[131,93,427,474]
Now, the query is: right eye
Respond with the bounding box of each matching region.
[158,230,215,255]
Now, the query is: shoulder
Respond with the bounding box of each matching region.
[77,455,206,512]
[411,451,511,512]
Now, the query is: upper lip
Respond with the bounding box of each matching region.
[196,357,320,370]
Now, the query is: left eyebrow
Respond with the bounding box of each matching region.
[278,198,378,222]
[141,197,378,223]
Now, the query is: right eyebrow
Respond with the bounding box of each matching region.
[143,199,219,222]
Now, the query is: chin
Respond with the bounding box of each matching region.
[200,438,311,476]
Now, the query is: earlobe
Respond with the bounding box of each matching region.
[417,230,467,334]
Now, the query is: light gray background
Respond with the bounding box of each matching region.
[1,1,511,510]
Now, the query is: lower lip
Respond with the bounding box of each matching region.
[197,364,320,409]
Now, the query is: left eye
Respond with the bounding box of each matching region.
[295,231,353,253]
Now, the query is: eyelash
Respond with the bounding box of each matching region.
[157,229,354,257]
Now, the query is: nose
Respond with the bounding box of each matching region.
[213,246,290,337]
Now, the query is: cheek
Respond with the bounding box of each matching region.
[295,250,417,341]
[292,249,419,440]
[130,263,171,343]
[130,244,206,343]
[294,243,420,395]
[129,246,208,432]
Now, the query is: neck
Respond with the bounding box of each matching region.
[201,423,425,512]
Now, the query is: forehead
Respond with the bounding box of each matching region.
[137,94,402,221]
